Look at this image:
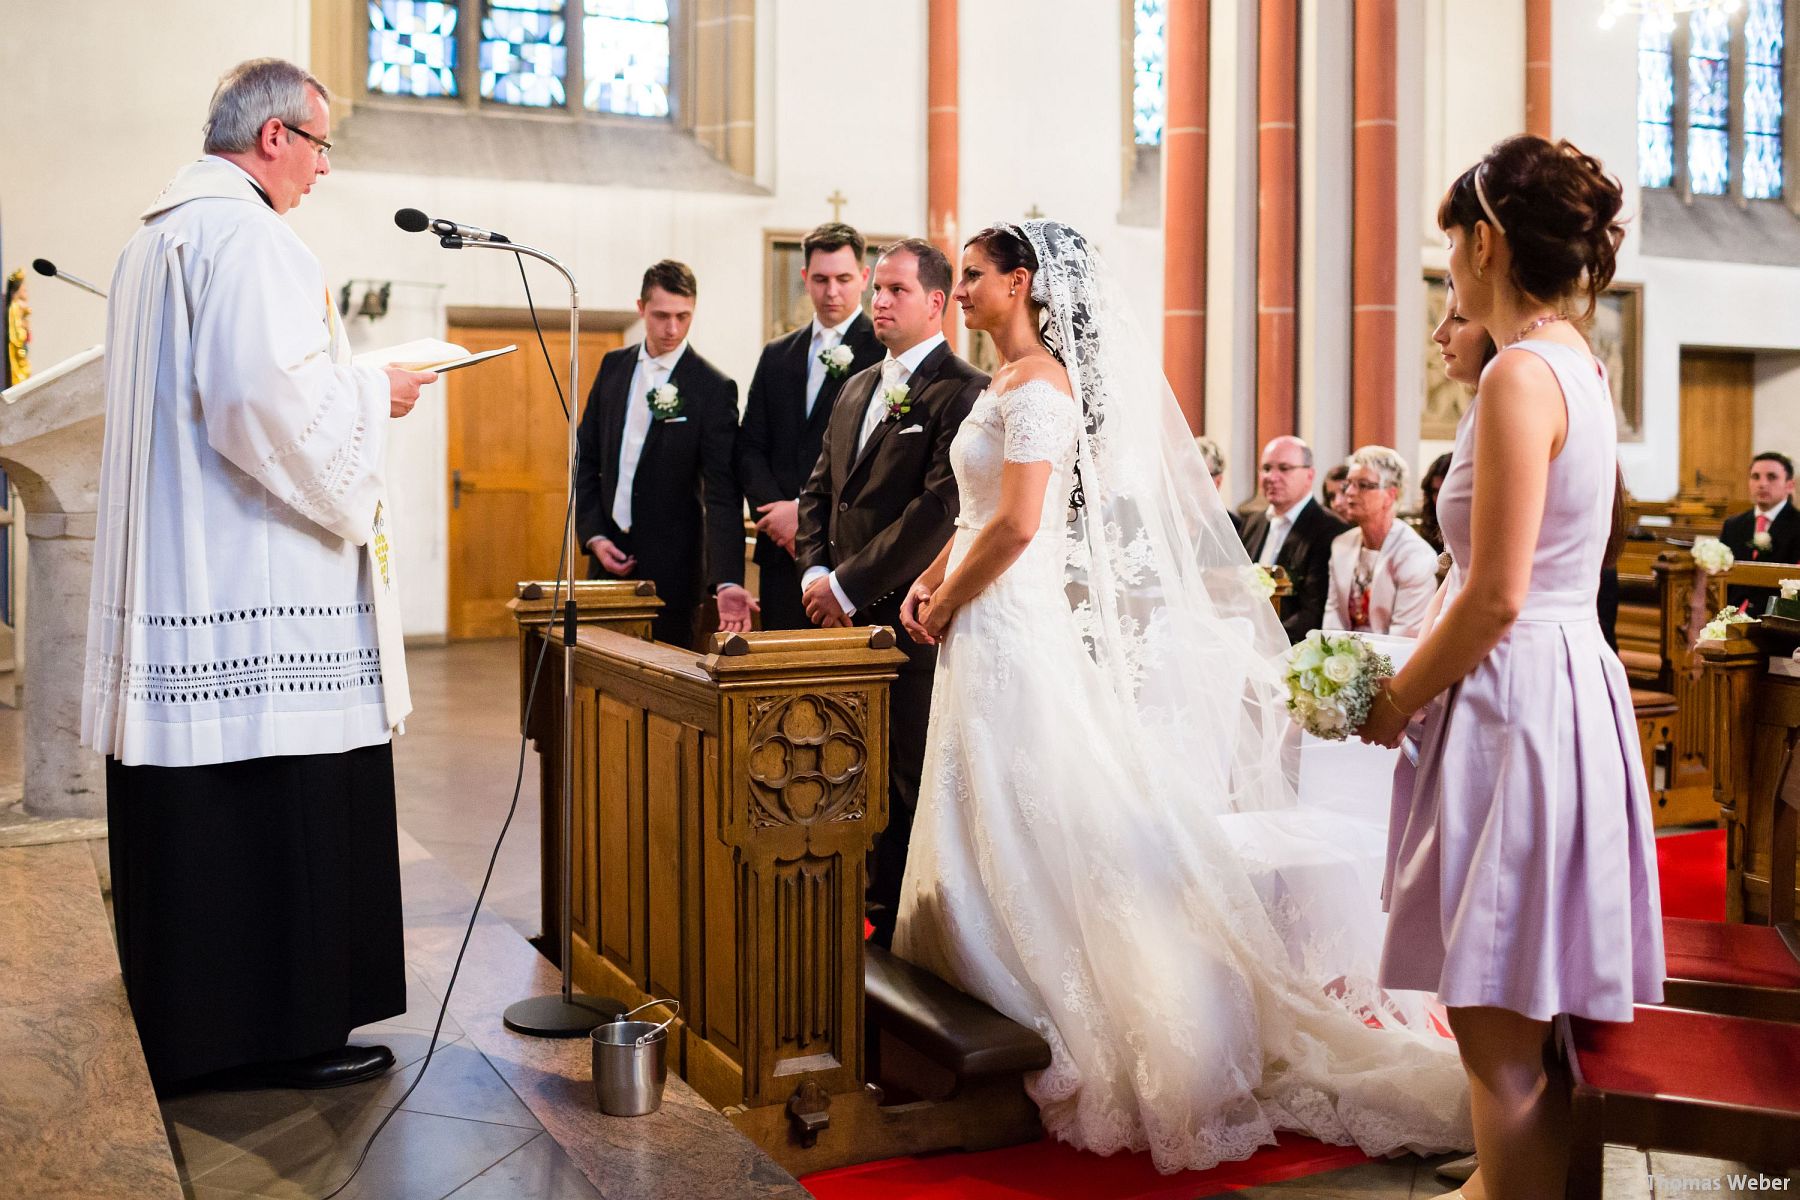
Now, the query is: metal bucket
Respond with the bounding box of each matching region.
[591,999,679,1116]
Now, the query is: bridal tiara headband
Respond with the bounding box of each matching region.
[1474,162,1506,235]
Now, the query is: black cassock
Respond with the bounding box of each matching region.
[107,743,406,1090]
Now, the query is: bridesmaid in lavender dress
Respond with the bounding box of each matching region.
[1359,136,1664,1200]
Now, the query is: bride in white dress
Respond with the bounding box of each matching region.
[894,220,1471,1173]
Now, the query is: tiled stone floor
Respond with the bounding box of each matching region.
[3,643,1795,1197]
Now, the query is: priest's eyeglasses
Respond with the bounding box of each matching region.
[281,122,332,156]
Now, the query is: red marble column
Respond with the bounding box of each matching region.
[1526,0,1552,138]
[1163,0,1211,434]
[928,0,961,350]
[1256,0,1300,447]
[1352,0,1397,449]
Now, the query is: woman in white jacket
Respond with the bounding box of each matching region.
[1324,446,1439,636]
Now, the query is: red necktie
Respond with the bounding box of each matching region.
[1755,513,1770,558]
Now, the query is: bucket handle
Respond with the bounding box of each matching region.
[618,998,681,1045]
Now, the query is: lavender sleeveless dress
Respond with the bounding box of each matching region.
[1379,340,1665,1023]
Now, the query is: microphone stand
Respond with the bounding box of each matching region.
[445,233,626,1036]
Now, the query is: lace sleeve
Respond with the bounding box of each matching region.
[1000,380,1080,465]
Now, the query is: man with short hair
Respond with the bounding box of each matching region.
[1721,451,1799,610]
[576,260,749,647]
[737,223,884,628]
[796,238,986,946]
[83,58,437,1093]
[1238,435,1350,641]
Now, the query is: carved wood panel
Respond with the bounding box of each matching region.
[745,692,871,828]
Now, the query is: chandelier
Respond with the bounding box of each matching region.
[1599,0,1741,30]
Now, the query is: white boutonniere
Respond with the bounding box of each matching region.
[648,383,684,421]
[881,383,912,421]
[1753,529,1774,553]
[820,344,854,379]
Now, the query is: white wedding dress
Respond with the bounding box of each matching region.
[893,225,1469,1174]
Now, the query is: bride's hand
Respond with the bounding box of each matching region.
[922,594,956,641]
[900,580,935,645]
[1357,678,1410,748]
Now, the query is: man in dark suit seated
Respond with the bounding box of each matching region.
[575,260,751,648]
[1720,451,1799,612]
[1238,435,1350,642]
[737,223,885,629]
[795,237,986,947]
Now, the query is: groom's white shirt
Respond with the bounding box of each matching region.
[803,331,946,616]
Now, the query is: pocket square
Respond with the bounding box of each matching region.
[659,416,689,424]
[896,425,926,436]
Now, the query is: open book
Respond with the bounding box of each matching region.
[353,338,517,374]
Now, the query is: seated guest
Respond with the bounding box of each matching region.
[1325,446,1438,637]
[1322,462,1353,522]
[1195,435,1242,535]
[575,260,752,647]
[1416,451,1454,554]
[1721,451,1799,612]
[1241,436,1349,641]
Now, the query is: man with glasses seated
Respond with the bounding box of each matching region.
[1239,435,1349,641]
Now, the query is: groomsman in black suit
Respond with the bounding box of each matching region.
[575,260,753,648]
[1720,450,1799,611]
[796,238,987,947]
[737,224,885,629]
[1239,435,1349,642]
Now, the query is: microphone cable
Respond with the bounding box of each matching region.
[322,253,578,1198]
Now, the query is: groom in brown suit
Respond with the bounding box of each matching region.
[796,238,987,947]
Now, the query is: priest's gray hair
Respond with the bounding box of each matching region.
[1348,444,1409,493]
[203,58,329,155]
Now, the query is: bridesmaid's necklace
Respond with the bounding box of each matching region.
[1509,313,1568,344]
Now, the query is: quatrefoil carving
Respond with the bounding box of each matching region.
[747,693,869,826]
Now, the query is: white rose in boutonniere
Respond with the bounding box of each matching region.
[820,344,854,379]
[881,383,913,421]
[647,383,684,421]
[1754,530,1774,553]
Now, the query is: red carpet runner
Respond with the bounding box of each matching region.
[805,828,1728,1198]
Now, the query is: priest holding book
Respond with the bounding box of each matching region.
[81,58,435,1094]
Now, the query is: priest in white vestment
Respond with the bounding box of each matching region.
[80,59,436,1093]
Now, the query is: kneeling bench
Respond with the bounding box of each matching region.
[849,945,1051,1159]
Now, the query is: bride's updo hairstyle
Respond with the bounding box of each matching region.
[1437,135,1624,320]
[964,224,1040,297]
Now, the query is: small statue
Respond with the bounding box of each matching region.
[4,268,29,388]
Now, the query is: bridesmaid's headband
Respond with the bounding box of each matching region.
[1474,163,1505,234]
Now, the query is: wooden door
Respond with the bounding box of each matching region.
[447,324,621,639]
[1679,349,1755,508]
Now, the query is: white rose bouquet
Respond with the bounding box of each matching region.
[1697,605,1755,642]
[1283,630,1394,741]
[1781,579,1800,601]
[1692,536,1735,575]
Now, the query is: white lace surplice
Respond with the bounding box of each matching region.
[895,380,1470,1173]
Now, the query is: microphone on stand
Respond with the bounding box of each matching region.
[30,258,107,299]
[393,208,510,246]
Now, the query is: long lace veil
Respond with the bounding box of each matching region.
[1015,220,1297,817]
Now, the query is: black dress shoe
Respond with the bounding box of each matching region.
[235,1044,396,1090]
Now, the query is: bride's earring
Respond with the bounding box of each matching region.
[1010,285,1018,297]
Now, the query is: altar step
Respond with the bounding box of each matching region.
[0,839,182,1199]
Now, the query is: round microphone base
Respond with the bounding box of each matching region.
[502,993,626,1038]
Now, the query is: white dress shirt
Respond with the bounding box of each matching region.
[1257,493,1312,567]
[804,332,946,616]
[805,313,859,417]
[1756,497,1790,525]
[611,341,687,533]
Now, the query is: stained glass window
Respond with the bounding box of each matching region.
[1744,0,1786,199]
[1687,6,1732,195]
[1134,0,1168,146]
[583,0,670,117]
[1638,17,1676,188]
[369,1,460,98]
[482,0,567,107]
